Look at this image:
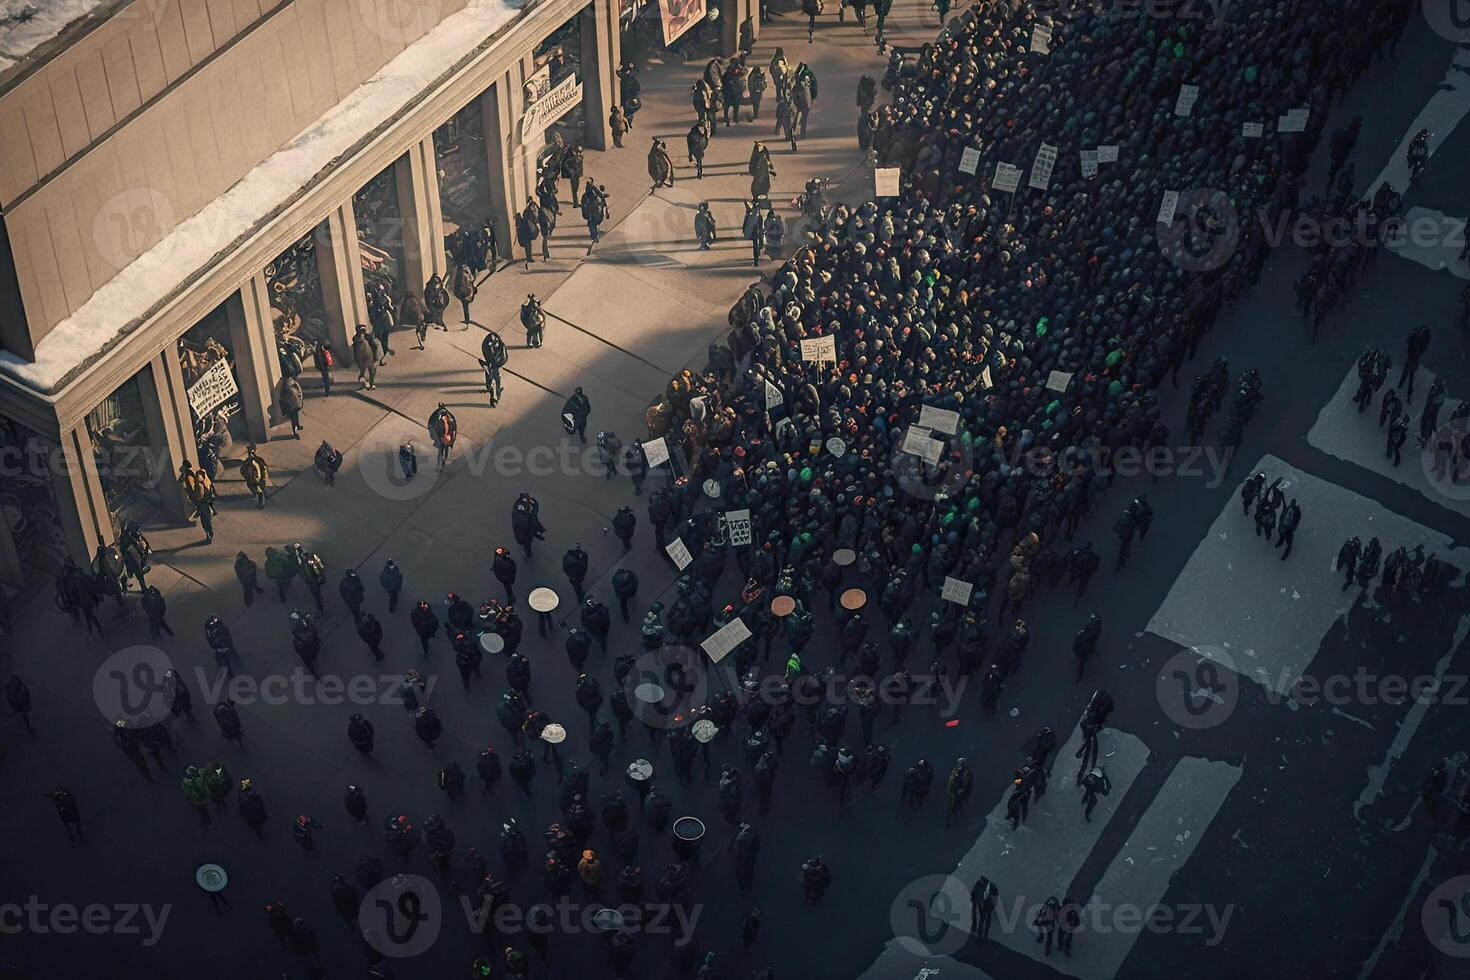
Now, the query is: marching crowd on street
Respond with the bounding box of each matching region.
[27,0,1466,977]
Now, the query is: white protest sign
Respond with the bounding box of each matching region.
[901,426,943,465]
[1157,190,1181,226]
[1080,149,1099,179]
[642,436,671,468]
[186,358,239,419]
[992,162,1022,193]
[1028,142,1058,191]
[724,509,753,546]
[981,365,993,389]
[1030,24,1051,53]
[1046,370,1073,393]
[666,538,693,570]
[959,146,982,175]
[800,335,837,363]
[764,379,783,412]
[701,617,752,663]
[874,167,901,197]
[1174,84,1199,117]
[941,577,973,605]
[1242,121,1264,138]
[1277,107,1309,133]
[1096,145,1119,163]
[918,405,960,435]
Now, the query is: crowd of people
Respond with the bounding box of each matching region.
[25,0,1445,977]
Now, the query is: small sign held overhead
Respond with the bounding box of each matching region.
[959,146,982,175]
[1030,24,1051,53]
[642,436,671,468]
[763,379,782,412]
[666,538,693,570]
[701,617,752,663]
[1028,142,1058,191]
[918,405,961,435]
[1080,149,1099,179]
[1242,121,1264,138]
[992,162,1022,193]
[941,577,974,605]
[901,426,944,465]
[1096,145,1119,163]
[1046,370,1073,393]
[1277,107,1309,133]
[1157,190,1181,226]
[874,167,901,197]
[799,335,837,363]
[724,509,753,546]
[1174,84,1199,117]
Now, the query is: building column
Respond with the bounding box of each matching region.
[482,69,532,253]
[52,425,111,561]
[226,274,282,442]
[393,138,447,293]
[138,351,193,520]
[314,206,368,356]
[580,0,619,151]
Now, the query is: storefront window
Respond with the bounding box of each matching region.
[355,163,405,303]
[176,300,246,448]
[0,419,66,577]
[531,13,586,166]
[266,229,329,347]
[85,371,162,532]
[434,97,495,268]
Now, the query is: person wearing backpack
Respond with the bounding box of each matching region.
[452,264,477,324]
[312,341,334,397]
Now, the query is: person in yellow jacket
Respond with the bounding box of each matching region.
[241,444,270,508]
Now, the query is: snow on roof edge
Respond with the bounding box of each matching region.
[0,0,524,397]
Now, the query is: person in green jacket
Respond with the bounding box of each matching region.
[183,766,211,825]
[204,762,232,814]
[264,547,297,602]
